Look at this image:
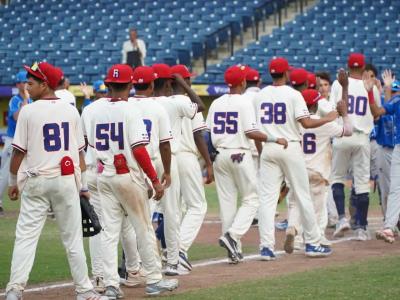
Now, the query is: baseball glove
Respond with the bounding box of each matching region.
[80,195,102,237]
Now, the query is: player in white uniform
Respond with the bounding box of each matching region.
[329,53,376,241]
[207,65,288,264]
[170,64,214,271]
[5,62,105,300]
[55,76,77,106]
[151,63,206,275]
[82,64,178,298]
[255,57,338,260]
[285,75,353,253]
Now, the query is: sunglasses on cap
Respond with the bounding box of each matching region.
[30,62,49,83]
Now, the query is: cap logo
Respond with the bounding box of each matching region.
[271,69,276,73]
[138,78,144,83]
[354,63,359,67]
[113,69,119,78]
[31,62,39,71]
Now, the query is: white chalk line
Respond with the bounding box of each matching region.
[0,218,384,296]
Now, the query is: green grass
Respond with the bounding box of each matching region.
[0,186,381,288]
[165,255,400,300]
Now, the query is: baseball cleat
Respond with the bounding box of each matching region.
[123,268,146,287]
[164,263,189,276]
[178,251,192,271]
[5,289,22,300]
[305,244,332,257]
[93,276,106,293]
[76,289,109,300]
[333,218,350,238]
[320,236,332,247]
[260,247,276,261]
[284,226,296,254]
[376,229,395,243]
[354,228,371,241]
[104,286,124,300]
[146,278,179,295]
[275,219,288,231]
[219,232,240,264]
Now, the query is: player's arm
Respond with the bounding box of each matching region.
[362,72,387,118]
[246,131,288,148]
[337,69,349,116]
[12,90,29,121]
[173,74,205,112]
[8,149,25,201]
[298,111,339,128]
[159,141,172,188]
[194,130,214,184]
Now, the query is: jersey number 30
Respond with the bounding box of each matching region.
[96,122,124,150]
[43,122,69,152]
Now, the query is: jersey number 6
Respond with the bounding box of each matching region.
[302,133,316,154]
[213,112,238,134]
[96,122,124,151]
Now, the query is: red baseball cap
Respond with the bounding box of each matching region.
[307,72,317,89]
[224,65,247,87]
[133,66,156,84]
[290,68,308,86]
[170,64,196,78]
[245,67,260,82]
[348,53,365,68]
[301,89,322,106]
[105,64,135,84]
[269,57,289,74]
[24,62,63,90]
[152,63,173,79]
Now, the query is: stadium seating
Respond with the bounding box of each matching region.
[195,0,400,84]
[0,0,284,84]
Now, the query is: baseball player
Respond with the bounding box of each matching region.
[80,80,108,111]
[255,57,337,260]
[206,65,288,264]
[82,64,178,298]
[0,71,31,216]
[170,64,213,271]
[285,73,353,253]
[330,53,376,241]
[151,63,206,275]
[307,72,317,89]
[5,62,105,300]
[371,77,400,243]
[55,76,76,106]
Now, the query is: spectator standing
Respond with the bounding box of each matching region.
[122,28,146,68]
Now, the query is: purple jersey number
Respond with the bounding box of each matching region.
[303,133,316,154]
[143,119,152,141]
[43,122,69,152]
[348,95,367,116]
[213,112,238,134]
[260,102,286,124]
[95,122,124,151]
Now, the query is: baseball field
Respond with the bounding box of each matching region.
[1,185,400,299]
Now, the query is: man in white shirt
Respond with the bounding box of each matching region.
[122,28,146,67]
[55,76,76,106]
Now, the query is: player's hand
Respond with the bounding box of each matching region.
[152,181,164,201]
[325,111,339,121]
[205,163,214,184]
[336,100,347,116]
[337,68,348,88]
[8,186,19,201]
[362,72,375,92]
[161,172,171,188]
[276,138,288,149]
[80,82,92,99]
[80,190,90,200]
[382,69,395,88]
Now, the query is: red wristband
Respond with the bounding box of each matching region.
[132,146,158,182]
[368,90,375,105]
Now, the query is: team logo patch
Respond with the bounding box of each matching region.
[113,69,119,78]
[231,153,245,163]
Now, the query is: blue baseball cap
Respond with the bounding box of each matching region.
[391,80,400,92]
[15,70,28,83]
[93,80,108,93]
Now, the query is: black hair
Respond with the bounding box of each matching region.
[154,78,168,91]
[106,82,130,92]
[134,83,151,91]
[58,77,66,87]
[246,80,259,88]
[315,71,331,84]
[271,73,284,79]
[365,63,378,77]
[292,82,308,90]
[27,72,44,85]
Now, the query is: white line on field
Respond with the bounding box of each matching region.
[0,219,384,296]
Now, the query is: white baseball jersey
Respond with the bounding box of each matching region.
[255,85,310,142]
[329,78,374,134]
[317,97,335,117]
[302,114,345,181]
[154,95,197,154]
[128,96,173,160]
[12,99,85,177]
[206,93,258,150]
[180,112,206,155]
[81,98,149,183]
[55,89,77,106]
[244,86,262,156]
